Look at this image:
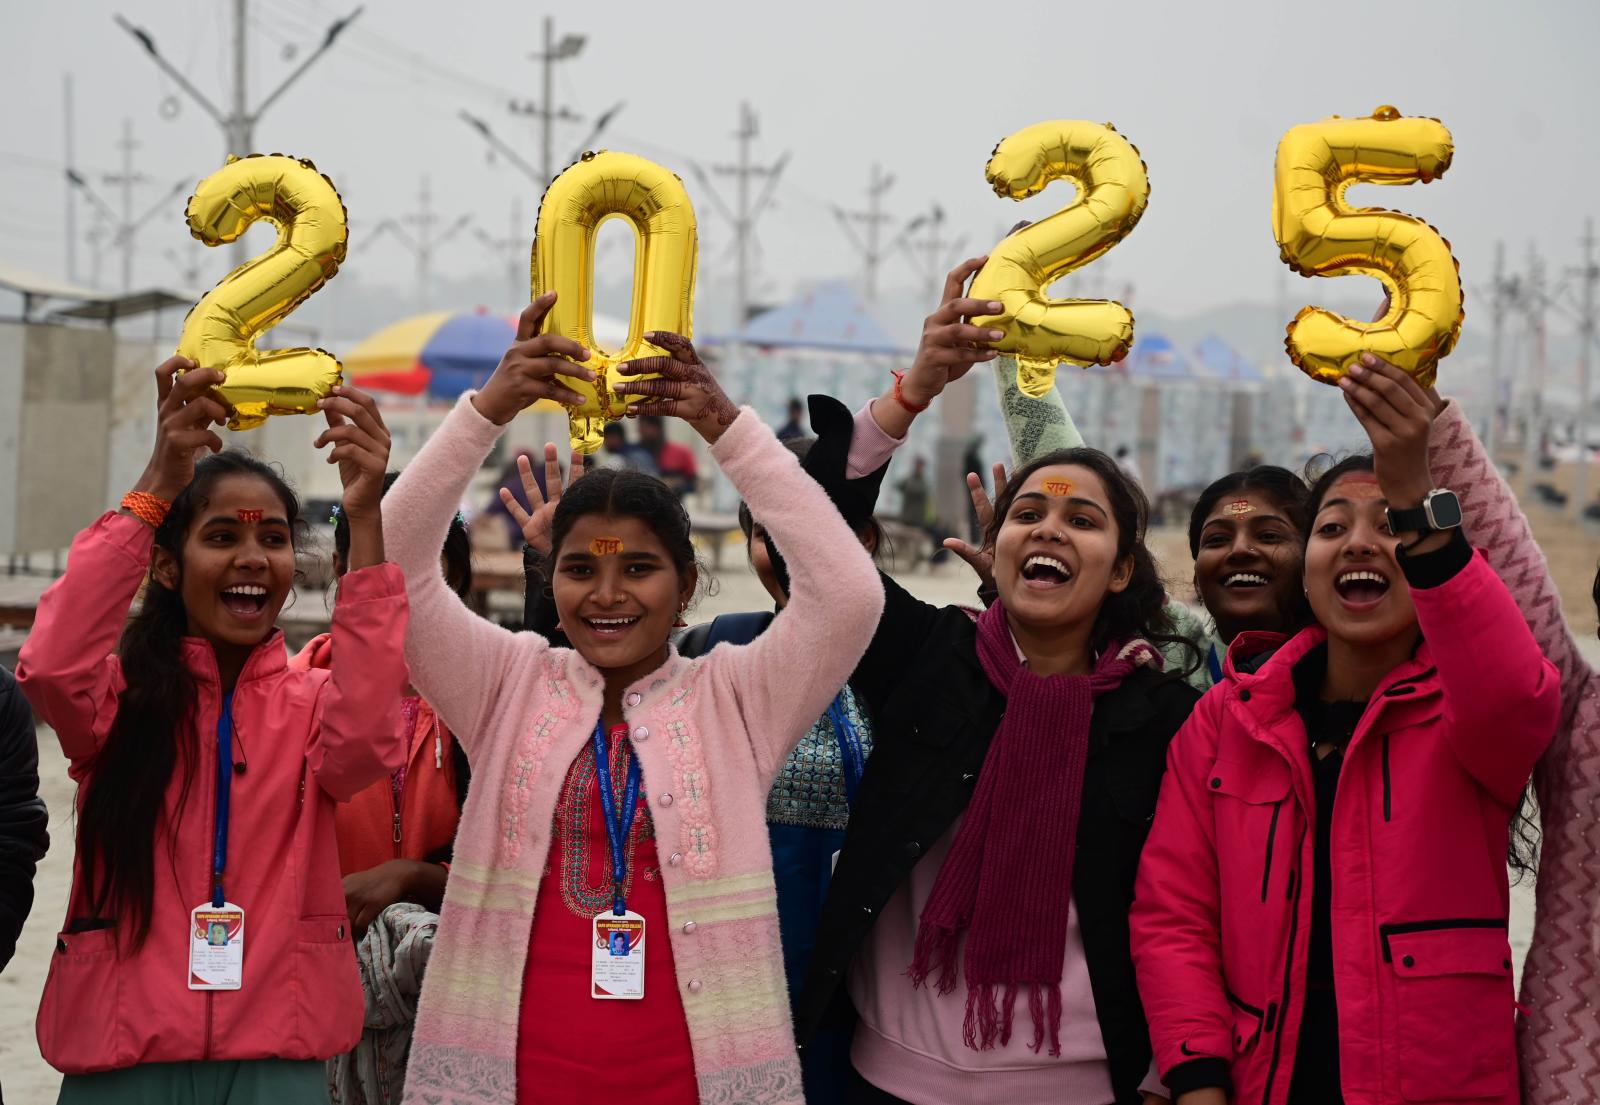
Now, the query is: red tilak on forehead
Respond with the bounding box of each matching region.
[1335,472,1382,488]
[236,509,263,523]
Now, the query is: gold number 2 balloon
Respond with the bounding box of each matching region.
[532,150,698,453]
[176,154,349,430]
[1274,105,1463,386]
[969,121,1150,398]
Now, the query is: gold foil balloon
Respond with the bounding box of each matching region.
[176,154,348,430]
[1274,105,1463,386]
[969,121,1150,398]
[531,150,698,453]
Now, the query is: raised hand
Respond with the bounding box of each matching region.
[499,443,586,554]
[315,384,392,569]
[614,331,739,443]
[900,256,1004,408]
[132,357,229,502]
[1338,353,1443,513]
[473,292,595,426]
[941,460,1008,593]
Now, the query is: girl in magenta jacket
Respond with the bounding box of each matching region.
[17,361,409,1103]
[1130,356,1560,1105]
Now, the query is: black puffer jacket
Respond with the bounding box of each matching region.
[0,664,49,971]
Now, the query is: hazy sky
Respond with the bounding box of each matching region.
[3,0,1598,326]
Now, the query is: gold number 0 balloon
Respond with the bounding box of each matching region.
[176,154,348,430]
[1274,105,1463,386]
[969,121,1150,398]
[532,150,698,453]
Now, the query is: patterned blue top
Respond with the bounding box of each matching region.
[766,683,873,831]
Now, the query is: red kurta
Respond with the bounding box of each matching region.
[516,724,698,1104]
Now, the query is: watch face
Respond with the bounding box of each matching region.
[1427,491,1463,529]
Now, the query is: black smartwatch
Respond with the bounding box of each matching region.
[1385,488,1463,536]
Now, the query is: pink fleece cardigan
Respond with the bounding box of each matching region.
[1428,402,1600,1103]
[383,395,883,1105]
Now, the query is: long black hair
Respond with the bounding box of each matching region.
[985,447,1199,675]
[76,451,302,952]
[335,471,472,599]
[1302,452,1540,877]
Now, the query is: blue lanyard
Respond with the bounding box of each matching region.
[825,693,865,805]
[1207,643,1224,685]
[591,720,642,916]
[212,694,235,908]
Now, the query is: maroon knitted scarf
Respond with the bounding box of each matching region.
[908,600,1159,1055]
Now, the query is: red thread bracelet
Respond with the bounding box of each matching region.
[121,491,172,529]
[891,371,929,414]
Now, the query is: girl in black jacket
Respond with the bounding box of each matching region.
[796,389,1198,1104]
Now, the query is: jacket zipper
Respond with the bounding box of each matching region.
[1260,800,1282,902]
[1381,733,1392,822]
[1261,827,1306,1105]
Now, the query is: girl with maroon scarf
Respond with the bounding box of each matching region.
[796,437,1199,1105]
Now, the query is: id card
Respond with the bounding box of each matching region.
[592,910,645,999]
[188,902,245,990]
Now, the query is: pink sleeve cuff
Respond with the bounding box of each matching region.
[846,400,905,478]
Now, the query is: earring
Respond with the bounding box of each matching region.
[673,602,689,629]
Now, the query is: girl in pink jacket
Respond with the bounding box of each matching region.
[1130,356,1560,1105]
[381,294,882,1105]
[18,361,410,1104]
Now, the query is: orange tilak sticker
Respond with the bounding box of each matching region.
[1223,499,1255,516]
[1041,478,1074,497]
[589,537,624,556]
[236,509,263,523]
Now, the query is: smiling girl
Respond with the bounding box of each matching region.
[1130,360,1560,1105]
[1186,469,1312,681]
[380,292,882,1105]
[793,407,1199,1100]
[18,360,409,1104]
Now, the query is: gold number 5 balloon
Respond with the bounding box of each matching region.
[1274,105,1463,386]
[532,150,698,453]
[969,120,1150,398]
[176,154,349,430]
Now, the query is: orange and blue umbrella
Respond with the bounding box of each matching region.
[345,308,518,399]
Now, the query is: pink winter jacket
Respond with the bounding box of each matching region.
[383,396,883,1105]
[1427,402,1600,1103]
[1130,547,1559,1105]
[16,512,410,1074]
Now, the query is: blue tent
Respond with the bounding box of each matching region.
[704,280,910,355]
[1192,334,1265,382]
[1123,332,1193,379]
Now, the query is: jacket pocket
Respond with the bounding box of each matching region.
[1382,922,1515,1101]
[291,915,364,1056]
[38,928,122,1072]
[1210,757,1291,902]
[1226,989,1266,1055]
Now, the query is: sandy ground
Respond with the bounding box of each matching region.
[0,545,1577,1103]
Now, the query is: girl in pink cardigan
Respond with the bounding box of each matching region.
[383,294,883,1105]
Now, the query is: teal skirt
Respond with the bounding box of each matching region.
[58,1059,327,1105]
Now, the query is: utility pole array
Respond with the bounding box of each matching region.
[689,102,789,408]
[474,199,528,308]
[64,116,189,291]
[893,204,965,299]
[831,164,895,302]
[363,178,473,310]
[506,18,624,185]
